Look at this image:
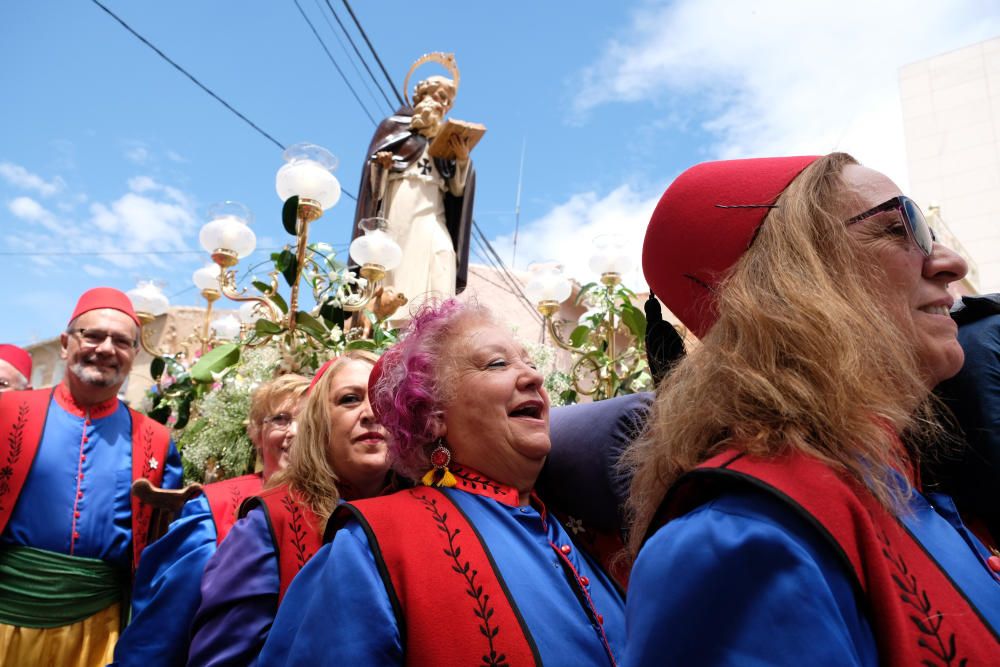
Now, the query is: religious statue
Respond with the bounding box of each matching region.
[352,53,485,310]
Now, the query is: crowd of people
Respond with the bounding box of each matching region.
[0,151,997,665]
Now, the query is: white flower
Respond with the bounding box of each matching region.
[149,456,159,471]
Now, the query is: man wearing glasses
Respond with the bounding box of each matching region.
[0,287,182,666]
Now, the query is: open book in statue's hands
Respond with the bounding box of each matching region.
[428,119,486,160]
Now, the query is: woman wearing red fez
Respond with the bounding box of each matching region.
[260,300,625,666]
[624,153,999,664]
[187,350,395,665]
[112,373,309,667]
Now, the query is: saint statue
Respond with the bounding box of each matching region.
[351,53,483,310]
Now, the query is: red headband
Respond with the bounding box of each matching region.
[643,156,820,337]
[70,287,141,327]
[0,344,32,380]
[308,357,340,395]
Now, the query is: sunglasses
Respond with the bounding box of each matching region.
[845,195,934,257]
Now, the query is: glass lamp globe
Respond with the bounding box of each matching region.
[589,234,634,278]
[192,263,220,293]
[200,202,256,266]
[350,218,402,271]
[525,262,572,308]
[212,314,242,341]
[127,281,169,319]
[275,143,341,210]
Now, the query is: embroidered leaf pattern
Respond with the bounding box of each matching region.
[281,495,311,568]
[453,468,508,496]
[876,527,965,666]
[415,491,510,667]
[134,424,157,551]
[0,402,28,512]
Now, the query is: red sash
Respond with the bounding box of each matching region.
[240,483,322,602]
[0,387,171,574]
[203,473,263,544]
[330,487,541,667]
[652,449,999,666]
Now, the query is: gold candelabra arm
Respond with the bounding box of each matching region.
[568,352,605,396]
[339,264,385,313]
[136,312,169,358]
[217,267,282,322]
[542,312,588,354]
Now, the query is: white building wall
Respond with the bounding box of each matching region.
[900,36,1000,294]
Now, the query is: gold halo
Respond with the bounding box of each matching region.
[403,52,460,108]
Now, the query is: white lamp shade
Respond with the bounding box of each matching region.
[276,144,341,210]
[525,263,572,305]
[589,234,634,276]
[127,281,169,316]
[192,264,220,291]
[350,228,402,270]
[212,314,242,340]
[199,215,257,258]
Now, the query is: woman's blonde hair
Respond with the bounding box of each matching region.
[247,373,310,449]
[271,350,379,526]
[624,152,943,555]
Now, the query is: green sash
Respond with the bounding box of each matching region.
[0,546,124,628]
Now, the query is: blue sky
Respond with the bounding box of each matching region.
[2,0,998,346]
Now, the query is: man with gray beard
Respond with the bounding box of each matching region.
[0,287,182,666]
[352,72,478,310]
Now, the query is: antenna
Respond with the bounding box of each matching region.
[512,139,526,269]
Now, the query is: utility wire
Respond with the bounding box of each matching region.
[339,0,405,108]
[311,0,388,115]
[471,223,542,324]
[292,0,377,125]
[89,0,286,151]
[323,0,397,110]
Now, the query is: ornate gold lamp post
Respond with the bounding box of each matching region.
[127,281,171,358]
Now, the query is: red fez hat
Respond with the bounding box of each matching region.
[643,156,820,338]
[0,344,32,381]
[69,287,141,328]
[308,357,340,395]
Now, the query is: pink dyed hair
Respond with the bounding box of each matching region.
[371,298,493,480]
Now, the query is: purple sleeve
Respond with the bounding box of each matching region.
[187,508,279,666]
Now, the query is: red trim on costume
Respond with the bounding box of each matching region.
[242,484,323,603]
[203,473,263,544]
[654,448,999,666]
[332,483,542,666]
[0,387,171,576]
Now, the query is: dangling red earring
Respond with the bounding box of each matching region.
[421,438,457,488]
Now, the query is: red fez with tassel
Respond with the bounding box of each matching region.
[0,344,32,381]
[642,156,819,338]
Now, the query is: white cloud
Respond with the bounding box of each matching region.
[573,0,1000,188]
[8,196,63,232]
[82,264,109,277]
[166,150,187,163]
[125,145,150,164]
[0,162,64,197]
[488,185,658,289]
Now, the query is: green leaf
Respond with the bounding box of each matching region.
[255,318,284,336]
[174,398,192,430]
[294,311,327,338]
[190,342,241,383]
[282,196,299,235]
[345,338,378,351]
[319,300,347,328]
[148,403,171,424]
[569,325,590,348]
[559,389,578,405]
[277,249,298,287]
[150,356,165,380]
[574,282,597,306]
[620,303,647,340]
[249,283,288,315]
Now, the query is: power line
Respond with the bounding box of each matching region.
[89,0,286,151]
[338,0,404,108]
[471,223,542,325]
[292,0,377,125]
[0,245,348,257]
[311,0,388,115]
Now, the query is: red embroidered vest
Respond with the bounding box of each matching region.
[650,449,999,665]
[327,475,542,667]
[203,473,263,544]
[0,386,172,573]
[239,483,323,602]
